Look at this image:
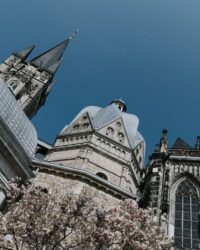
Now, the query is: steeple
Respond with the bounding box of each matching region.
[30,30,78,74]
[13,44,36,60]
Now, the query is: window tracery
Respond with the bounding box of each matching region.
[174,179,199,249]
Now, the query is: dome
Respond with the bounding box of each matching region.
[0,78,37,156]
[60,102,145,150]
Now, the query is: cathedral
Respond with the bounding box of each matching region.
[0,35,199,249]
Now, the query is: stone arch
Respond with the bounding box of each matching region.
[168,173,200,249]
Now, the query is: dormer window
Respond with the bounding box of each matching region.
[116,121,121,127]
[106,127,114,137]
[73,125,79,130]
[83,123,89,129]
[117,132,124,143]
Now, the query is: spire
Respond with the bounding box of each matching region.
[46,59,62,74]
[30,30,78,74]
[13,44,36,60]
[159,129,168,152]
[195,136,200,150]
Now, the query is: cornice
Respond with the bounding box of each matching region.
[31,158,138,200]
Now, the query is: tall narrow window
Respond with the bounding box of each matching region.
[174,179,199,249]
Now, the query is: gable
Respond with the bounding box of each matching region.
[172,138,193,150]
[60,112,93,136]
[96,117,131,148]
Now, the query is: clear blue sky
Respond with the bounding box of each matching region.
[1,0,200,162]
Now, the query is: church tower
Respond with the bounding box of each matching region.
[0,31,77,119]
[39,100,145,198]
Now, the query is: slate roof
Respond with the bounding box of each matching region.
[0,79,37,156]
[172,137,193,150]
[13,45,36,60]
[30,39,69,74]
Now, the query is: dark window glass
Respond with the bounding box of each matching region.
[183,204,190,212]
[176,196,182,203]
[183,229,190,237]
[192,230,199,239]
[176,203,182,211]
[183,238,191,248]
[175,228,182,237]
[184,212,190,220]
[192,213,198,221]
[175,211,182,219]
[175,219,182,228]
[174,237,182,248]
[184,196,190,204]
[193,240,198,249]
[192,205,198,213]
[174,180,199,250]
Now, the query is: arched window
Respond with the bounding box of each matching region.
[106,127,114,137]
[117,132,124,143]
[174,179,199,249]
[96,172,108,180]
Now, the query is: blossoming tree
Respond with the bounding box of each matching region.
[0,180,171,250]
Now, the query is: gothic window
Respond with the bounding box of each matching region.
[8,79,20,92]
[117,132,124,143]
[106,127,114,137]
[174,180,199,249]
[96,172,108,180]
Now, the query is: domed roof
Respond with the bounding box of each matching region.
[61,102,145,150]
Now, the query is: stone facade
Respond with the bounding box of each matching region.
[143,130,200,249]
[0,35,76,119]
[0,41,199,249]
[34,172,120,209]
[44,101,145,198]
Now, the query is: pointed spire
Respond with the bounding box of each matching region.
[159,129,168,152]
[13,44,36,60]
[46,59,62,74]
[195,136,200,150]
[30,30,78,74]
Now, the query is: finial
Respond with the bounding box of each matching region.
[160,128,168,152]
[69,29,79,40]
[162,129,168,135]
